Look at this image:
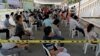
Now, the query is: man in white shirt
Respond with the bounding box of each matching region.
[9,12,16,26]
[1,36,28,55]
[4,14,15,28]
[69,15,85,37]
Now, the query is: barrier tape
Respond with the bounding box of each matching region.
[0,39,100,43]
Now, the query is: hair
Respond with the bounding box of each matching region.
[25,11,28,13]
[11,12,14,16]
[70,13,75,18]
[20,12,23,15]
[29,13,34,17]
[87,24,94,32]
[73,15,78,20]
[45,14,49,19]
[44,26,52,36]
[5,14,10,19]
[16,15,22,21]
[53,19,60,25]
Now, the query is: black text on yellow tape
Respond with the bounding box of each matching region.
[0,40,100,43]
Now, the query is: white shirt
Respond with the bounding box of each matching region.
[0,21,6,29]
[9,16,16,26]
[84,29,97,40]
[88,31,97,39]
[1,36,20,49]
[57,52,71,56]
[69,18,80,30]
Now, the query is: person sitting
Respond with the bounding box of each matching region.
[43,26,65,56]
[85,24,98,44]
[15,15,31,39]
[69,15,85,37]
[43,14,53,27]
[4,14,15,28]
[0,36,28,55]
[9,12,16,26]
[52,19,61,36]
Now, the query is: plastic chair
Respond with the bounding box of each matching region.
[42,44,51,56]
[83,29,97,54]
[42,43,58,56]
[96,43,100,56]
[69,22,79,38]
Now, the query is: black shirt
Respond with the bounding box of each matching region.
[15,23,25,38]
[43,35,55,51]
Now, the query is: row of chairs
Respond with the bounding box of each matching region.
[64,19,100,56]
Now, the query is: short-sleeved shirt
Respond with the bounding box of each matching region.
[1,36,20,49]
[43,18,53,27]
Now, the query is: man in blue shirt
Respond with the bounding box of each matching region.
[43,14,53,27]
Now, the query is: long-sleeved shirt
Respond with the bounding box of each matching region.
[69,18,80,30]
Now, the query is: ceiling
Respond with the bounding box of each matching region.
[34,0,66,4]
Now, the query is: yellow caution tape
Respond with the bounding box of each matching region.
[0,39,100,43]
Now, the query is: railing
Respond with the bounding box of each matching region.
[79,0,100,17]
[82,17,100,19]
[80,17,100,33]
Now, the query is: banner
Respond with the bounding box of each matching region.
[7,0,21,9]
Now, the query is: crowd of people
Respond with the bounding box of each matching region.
[0,6,99,56]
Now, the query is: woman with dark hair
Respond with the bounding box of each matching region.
[85,24,98,41]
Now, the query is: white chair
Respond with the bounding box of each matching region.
[83,29,97,54]
[69,22,79,38]
[42,44,51,56]
[42,43,58,56]
[96,43,100,56]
